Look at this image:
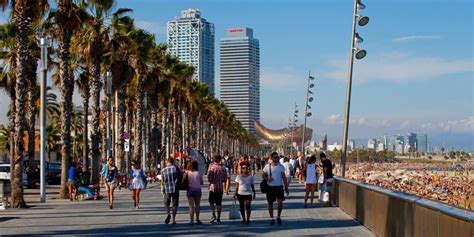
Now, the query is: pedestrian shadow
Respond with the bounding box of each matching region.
[0,216,18,223]
[39,218,363,236]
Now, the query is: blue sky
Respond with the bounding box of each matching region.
[0,0,473,150]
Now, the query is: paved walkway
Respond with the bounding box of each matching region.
[0,172,374,236]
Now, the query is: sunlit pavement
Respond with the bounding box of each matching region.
[0,173,374,236]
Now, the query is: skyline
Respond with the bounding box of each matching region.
[0,0,472,150]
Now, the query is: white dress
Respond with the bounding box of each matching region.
[129,169,146,190]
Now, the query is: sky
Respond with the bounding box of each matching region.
[0,0,473,150]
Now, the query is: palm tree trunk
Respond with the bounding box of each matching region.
[134,75,145,163]
[27,68,38,187]
[150,93,159,167]
[126,106,133,170]
[58,33,74,199]
[81,86,90,173]
[116,88,125,172]
[11,1,33,207]
[90,57,102,185]
[101,97,108,158]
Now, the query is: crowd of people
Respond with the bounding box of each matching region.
[65,151,335,226]
[341,162,473,210]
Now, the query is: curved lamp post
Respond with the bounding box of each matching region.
[341,0,369,177]
[301,72,315,156]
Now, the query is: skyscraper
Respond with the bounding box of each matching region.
[167,9,215,94]
[416,134,428,153]
[220,27,260,133]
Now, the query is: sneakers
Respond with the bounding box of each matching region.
[277,217,282,225]
[270,219,275,225]
[164,215,171,224]
[216,219,221,224]
[196,220,202,225]
[210,216,217,223]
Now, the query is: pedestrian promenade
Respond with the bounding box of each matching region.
[0,173,374,236]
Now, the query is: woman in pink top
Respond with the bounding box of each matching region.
[185,160,203,225]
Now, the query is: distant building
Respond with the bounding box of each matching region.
[367,138,377,150]
[327,143,343,152]
[416,134,428,153]
[220,27,260,133]
[167,8,215,94]
[406,133,417,151]
[376,143,385,152]
[349,139,355,151]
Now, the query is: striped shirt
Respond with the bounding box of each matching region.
[161,164,178,194]
[207,162,227,192]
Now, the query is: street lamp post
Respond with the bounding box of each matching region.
[39,37,49,203]
[341,0,369,177]
[301,72,315,156]
[289,103,298,155]
[106,71,112,158]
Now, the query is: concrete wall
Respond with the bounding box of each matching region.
[333,177,473,237]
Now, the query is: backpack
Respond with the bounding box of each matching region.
[224,157,231,169]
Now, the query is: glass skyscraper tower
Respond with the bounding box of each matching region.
[167,9,215,94]
[220,27,260,134]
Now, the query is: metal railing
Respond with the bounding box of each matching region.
[332,177,473,237]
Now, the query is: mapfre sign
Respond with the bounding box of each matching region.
[229,28,244,33]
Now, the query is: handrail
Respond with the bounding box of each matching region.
[334,176,473,222]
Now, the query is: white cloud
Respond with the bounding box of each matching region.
[261,67,305,90]
[392,35,442,43]
[135,20,166,38]
[324,114,342,125]
[420,117,474,133]
[323,52,474,83]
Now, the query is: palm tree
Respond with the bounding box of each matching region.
[0,0,48,208]
[100,9,134,171]
[128,28,154,163]
[75,0,132,184]
[46,116,61,162]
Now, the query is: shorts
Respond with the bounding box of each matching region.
[164,192,179,207]
[105,181,116,191]
[266,186,285,203]
[325,178,334,192]
[209,191,223,206]
[187,190,202,199]
[237,194,252,202]
[305,183,317,192]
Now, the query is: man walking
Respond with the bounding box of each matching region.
[207,154,227,224]
[161,157,180,224]
[262,152,289,225]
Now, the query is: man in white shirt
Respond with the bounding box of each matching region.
[262,152,289,226]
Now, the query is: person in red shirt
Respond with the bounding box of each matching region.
[207,154,227,224]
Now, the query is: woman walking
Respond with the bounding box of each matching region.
[234,163,256,224]
[304,155,318,208]
[185,160,203,225]
[129,160,147,209]
[101,157,117,209]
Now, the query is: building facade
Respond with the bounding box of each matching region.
[220,27,260,133]
[416,134,428,153]
[167,8,215,94]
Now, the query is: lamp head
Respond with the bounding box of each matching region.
[354,48,367,59]
[354,32,364,44]
[358,16,369,26]
[309,97,314,102]
[357,0,366,11]
[309,83,314,88]
[306,112,312,117]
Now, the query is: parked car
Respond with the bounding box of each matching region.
[0,164,28,186]
[47,162,62,185]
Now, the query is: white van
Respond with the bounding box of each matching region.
[0,164,28,186]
